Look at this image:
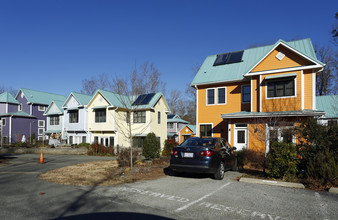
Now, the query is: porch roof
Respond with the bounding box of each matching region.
[220,110,325,119]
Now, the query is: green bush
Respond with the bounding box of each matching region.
[162,139,179,156]
[267,142,299,180]
[142,132,160,159]
[297,119,338,184]
[78,143,90,147]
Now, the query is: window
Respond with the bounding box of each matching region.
[242,85,251,103]
[207,89,215,105]
[158,112,161,124]
[1,118,6,126]
[69,110,79,123]
[50,116,59,125]
[95,109,106,123]
[157,137,161,145]
[38,105,46,111]
[237,131,245,144]
[105,138,109,147]
[18,104,22,111]
[94,136,98,144]
[69,136,73,145]
[38,136,43,141]
[218,88,226,104]
[168,123,173,129]
[38,128,44,135]
[109,137,114,147]
[267,78,295,98]
[82,136,86,143]
[126,112,130,124]
[200,124,212,137]
[328,120,338,127]
[133,111,146,123]
[38,120,45,127]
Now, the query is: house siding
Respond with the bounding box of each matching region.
[304,69,313,109]
[16,91,30,114]
[0,103,6,114]
[11,117,34,143]
[252,46,312,72]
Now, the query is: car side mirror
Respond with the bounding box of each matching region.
[232,146,237,151]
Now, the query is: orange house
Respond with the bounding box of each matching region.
[191,39,325,154]
[178,124,196,144]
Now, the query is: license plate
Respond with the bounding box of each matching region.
[183,152,194,158]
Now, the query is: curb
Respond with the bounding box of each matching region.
[239,177,305,189]
[329,187,338,194]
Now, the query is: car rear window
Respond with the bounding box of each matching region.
[180,138,216,147]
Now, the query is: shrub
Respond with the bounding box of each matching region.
[78,143,90,147]
[297,119,338,184]
[117,148,139,167]
[266,142,299,180]
[162,139,179,156]
[142,132,160,159]
[87,143,115,156]
[236,149,265,169]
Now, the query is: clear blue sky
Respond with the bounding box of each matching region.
[0,0,336,96]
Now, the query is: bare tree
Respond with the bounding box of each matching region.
[167,89,185,115]
[0,85,16,96]
[331,12,338,46]
[140,62,166,94]
[315,45,338,95]
[80,73,112,95]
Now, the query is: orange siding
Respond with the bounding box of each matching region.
[261,70,302,112]
[251,76,259,112]
[252,46,312,72]
[304,70,313,109]
[179,126,195,144]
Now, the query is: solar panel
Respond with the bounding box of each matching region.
[132,93,156,106]
[227,50,244,64]
[167,114,175,119]
[213,50,244,66]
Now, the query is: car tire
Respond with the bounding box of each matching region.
[232,157,238,171]
[214,162,225,180]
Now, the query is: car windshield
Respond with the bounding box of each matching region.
[180,138,216,147]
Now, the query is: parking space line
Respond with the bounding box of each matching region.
[314,192,329,220]
[175,182,231,212]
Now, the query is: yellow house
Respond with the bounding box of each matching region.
[191,39,325,154]
[87,90,170,149]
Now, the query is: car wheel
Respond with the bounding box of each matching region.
[232,157,238,171]
[214,162,225,180]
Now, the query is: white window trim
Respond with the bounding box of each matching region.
[38,105,46,111]
[241,84,251,104]
[1,118,6,126]
[268,124,296,144]
[38,120,45,128]
[206,87,227,106]
[38,136,43,141]
[18,104,22,112]
[265,77,297,100]
[199,123,213,137]
[38,128,45,135]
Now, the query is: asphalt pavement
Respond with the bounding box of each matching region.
[0,154,337,220]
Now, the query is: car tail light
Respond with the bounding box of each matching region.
[171,150,178,155]
[200,150,213,157]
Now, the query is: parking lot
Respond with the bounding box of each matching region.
[0,154,337,219]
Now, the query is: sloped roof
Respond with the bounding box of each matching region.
[44,100,65,115]
[70,92,92,106]
[0,92,19,104]
[179,124,196,134]
[17,88,67,105]
[167,117,189,124]
[191,38,324,86]
[91,89,168,110]
[316,95,338,118]
[0,111,35,118]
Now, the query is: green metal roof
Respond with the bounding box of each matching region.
[18,88,67,105]
[97,89,166,110]
[168,117,189,124]
[179,124,196,134]
[71,92,92,106]
[316,95,338,118]
[44,100,65,115]
[220,110,325,119]
[0,92,19,104]
[45,130,62,133]
[191,38,324,86]
[0,111,35,118]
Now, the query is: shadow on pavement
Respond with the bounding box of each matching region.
[55,212,173,220]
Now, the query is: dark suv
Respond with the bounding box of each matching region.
[170,137,237,180]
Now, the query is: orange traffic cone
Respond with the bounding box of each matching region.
[40,149,44,164]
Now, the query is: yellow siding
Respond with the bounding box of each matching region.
[261,70,302,112]
[252,46,311,72]
[149,97,169,149]
[304,70,313,109]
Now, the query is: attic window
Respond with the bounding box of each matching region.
[276,52,285,61]
[213,50,244,66]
